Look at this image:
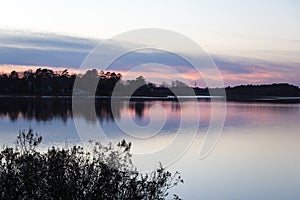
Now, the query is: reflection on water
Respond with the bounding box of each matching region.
[1,98,298,127]
[0,97,72,122]
[0,97,145,122]
[0,97,182,122]
[0,97,299,200]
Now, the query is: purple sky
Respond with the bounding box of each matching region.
[0,29,299,87]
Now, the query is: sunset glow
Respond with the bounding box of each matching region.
[0,1,299,86]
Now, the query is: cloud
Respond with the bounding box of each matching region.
[0,29,98,68]
[0,29,299,86]
[209,55,300,86]
[0,29,98,52]
[213,58,254,74]
[106,50,195,72]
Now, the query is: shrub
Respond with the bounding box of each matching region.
[0,128,183,200]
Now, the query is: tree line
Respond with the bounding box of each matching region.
[1,68,300,100]
[0,68,190,96]
[224,83,300,101]
[0,68,121,96]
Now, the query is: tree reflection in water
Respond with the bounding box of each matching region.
[0,97,150,123]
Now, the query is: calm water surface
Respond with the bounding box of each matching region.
[0,97,299,200]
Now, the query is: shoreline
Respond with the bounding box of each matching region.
[0,95,300,103]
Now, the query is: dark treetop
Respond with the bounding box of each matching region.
[1,68,300,102]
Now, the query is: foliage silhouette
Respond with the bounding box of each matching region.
[1,68,299,102]
[0,128,183,200]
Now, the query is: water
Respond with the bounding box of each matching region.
[0,97,299,200]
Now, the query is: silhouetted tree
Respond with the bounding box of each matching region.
[1,69,300,100]
[9,70,19,79]
[0,129,184,199]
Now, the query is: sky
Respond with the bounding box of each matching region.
[0,0,299,86]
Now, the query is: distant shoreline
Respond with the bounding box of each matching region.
[1,94,300,103]
[1,69,300,103]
